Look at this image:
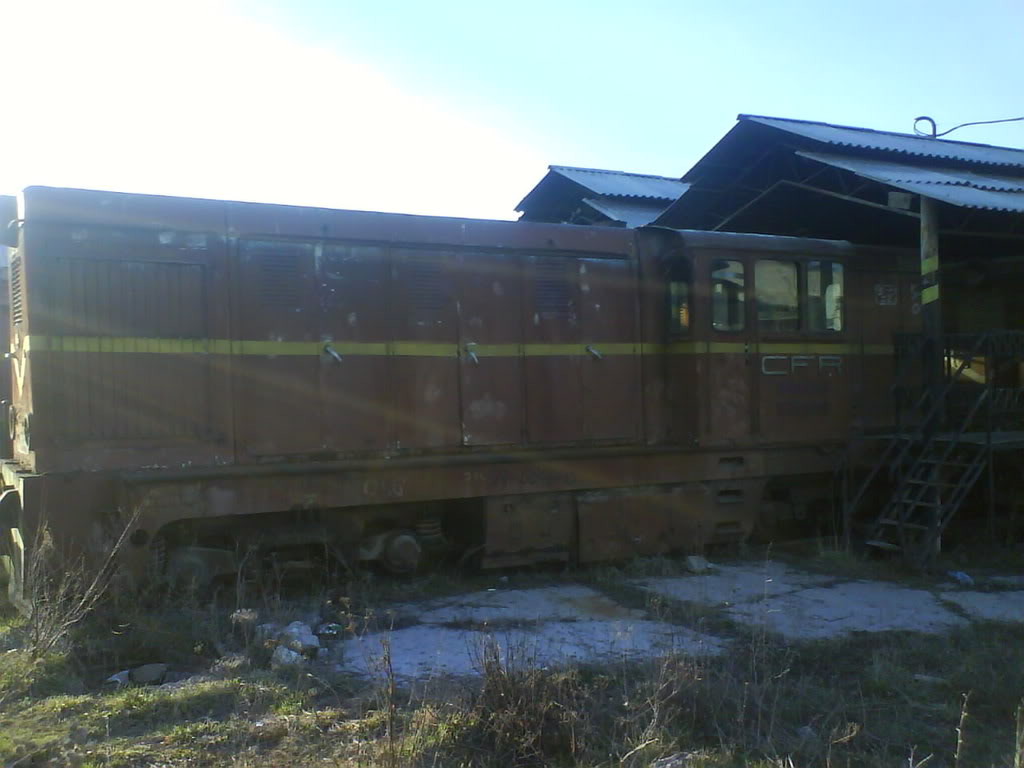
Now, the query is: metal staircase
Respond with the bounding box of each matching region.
[841,332,1014,566]
[863,393,989,566]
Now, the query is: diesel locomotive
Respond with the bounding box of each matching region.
[0,186,919,603]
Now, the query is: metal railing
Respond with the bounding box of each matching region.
[840,330,1024,564]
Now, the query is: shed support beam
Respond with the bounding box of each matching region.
[920,196,943,424]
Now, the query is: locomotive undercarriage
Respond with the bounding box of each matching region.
[0,447,837,606]
[151,502,459,588]
[139,476,824,590]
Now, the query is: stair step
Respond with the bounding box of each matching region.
[917,459,975,468]
[905,479,959,487]
[877,520,930,530]
[897,498,944,507]
[865,540,901,551]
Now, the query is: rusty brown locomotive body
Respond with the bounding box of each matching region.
[0,186,919,597]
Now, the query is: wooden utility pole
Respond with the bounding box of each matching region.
[920,196,943,420]
[919,195,944,558]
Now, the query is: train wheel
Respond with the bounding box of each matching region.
[380,531,422,575]
[164,546,235,591]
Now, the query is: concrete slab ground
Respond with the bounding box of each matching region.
[989,575,1024,588]
[340,584,724,679]
[339,617,723,679]
[726,581,968,639]
[940,590,1024,622]
[333,563,1024,681]
[402,585,644,626]
[641,562,834,606]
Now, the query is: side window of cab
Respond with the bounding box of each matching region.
[711,259,745,331]
[666,252,691,335]
[752,257,844,334]
[807,260,844,332]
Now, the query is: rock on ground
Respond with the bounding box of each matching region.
[270,646,305,669]
[104,670,131,689]
[130,663,169,685]
[279,621,320,655]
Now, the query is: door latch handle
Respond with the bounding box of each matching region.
[464,342,479,365]
[323,343,343,365]
[586,344,603,360]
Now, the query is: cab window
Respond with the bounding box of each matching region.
[756,260,799,333]
[711,259,745,331]
[807,261,843,332]
[666,255,691,335]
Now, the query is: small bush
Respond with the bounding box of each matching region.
[0,648,79,705]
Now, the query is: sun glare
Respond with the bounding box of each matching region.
[0,0,542,219]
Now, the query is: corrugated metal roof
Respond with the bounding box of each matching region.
[798,151,1024,212]
[581,197,671,227]
[550,166,687,200]
[744,115,1024,169]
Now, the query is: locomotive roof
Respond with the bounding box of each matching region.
[13,185,636,256]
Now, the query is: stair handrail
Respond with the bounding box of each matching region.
[887,331,990,475]
[873,369,992,566]
[843,331,991,530]
[881,383,991,535]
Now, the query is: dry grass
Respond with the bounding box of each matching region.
[1,550,1023,767]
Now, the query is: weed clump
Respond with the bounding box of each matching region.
[469,636,592,763]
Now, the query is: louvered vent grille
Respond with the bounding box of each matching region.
[10,254,23,325]
[50,257,209,440]
[534,260,571,317]
[240,240,312,310]
[260,253,302,308]
[407,260,448,312]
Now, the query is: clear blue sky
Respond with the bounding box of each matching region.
[2,0,1021,219]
